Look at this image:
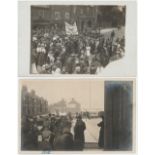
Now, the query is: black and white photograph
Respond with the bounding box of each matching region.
[30,5,126,75]
[19,79,135,153]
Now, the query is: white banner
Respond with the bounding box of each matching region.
[65,22,78,35]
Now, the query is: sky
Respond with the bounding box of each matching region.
[20,79,104,110]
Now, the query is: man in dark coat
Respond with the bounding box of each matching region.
[97,116,104,148]
[74,115,86,150]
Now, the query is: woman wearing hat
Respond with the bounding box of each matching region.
[74,115,86,150]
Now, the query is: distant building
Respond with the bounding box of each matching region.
[50,99,67,114]
[50,98,81,114]
[67,98,81,113]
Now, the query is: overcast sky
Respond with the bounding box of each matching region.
[20,79,104,111]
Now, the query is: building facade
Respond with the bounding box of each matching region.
[31,5,125,34]
[21,86,49,117]
[31,5,98,33]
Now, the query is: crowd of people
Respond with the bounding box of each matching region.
[21,113,104,151]
[22,113,86,151]
[31,27,125,74]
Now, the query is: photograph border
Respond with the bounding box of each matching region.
[18,77,136,154]
[18,0,137,77]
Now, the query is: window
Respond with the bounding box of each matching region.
[87,20,92,27]
[38,8,45,19]
[80,8,84,14]
[87,7,90,13]
[65,12,70,20]
[55,11,61,20]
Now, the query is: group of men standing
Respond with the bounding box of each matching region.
[21,113,104,151]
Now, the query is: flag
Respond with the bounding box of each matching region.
[65,22,78,35]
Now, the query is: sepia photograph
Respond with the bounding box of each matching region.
[19,79,135,153]
[30,5,126,75]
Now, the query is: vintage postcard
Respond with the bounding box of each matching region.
[18,1,137,76]
[19,79,136,153]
